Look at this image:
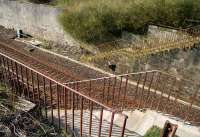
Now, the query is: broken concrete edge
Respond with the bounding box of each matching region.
[14,96,36,113]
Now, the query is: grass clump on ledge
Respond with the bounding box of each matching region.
[59,0,200,44]
[144,126,179,137]
[144,126,161,137]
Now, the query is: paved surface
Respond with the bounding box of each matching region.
[48,109,200,137]
[48,110,141,137]
[120,110,200,137]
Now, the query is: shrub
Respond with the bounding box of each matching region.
[59,0,200,44]
[59,0,154,43]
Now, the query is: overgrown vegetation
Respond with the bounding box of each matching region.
[0,83,70,137]
[59,0,200,44]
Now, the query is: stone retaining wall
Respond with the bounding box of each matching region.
[0,0,79,49]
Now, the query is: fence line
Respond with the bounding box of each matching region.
[68,71,200,126]
[0,52,129,137]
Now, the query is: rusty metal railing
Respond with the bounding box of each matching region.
[0,52,130,137]
[67,70,200,126]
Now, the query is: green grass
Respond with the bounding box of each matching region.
[59,0,152,44]
[144,126,161,137]
[59,0,200,44]
[144,126,179,137]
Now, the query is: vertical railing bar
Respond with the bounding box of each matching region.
[2,57,8,85]
[11,60,17,94]
[138,72,148,109]
[72,89,75,131]
[170,80,181,115]
[107,78,111,104]
[150,72,161,109]
[171,81,181,115]
[112,77,117,106]
[43,76,47,119]
[72,83,75,131]
[6,59,13,92]
[168,78,176,100]
[36,73,42,119]
[184,89,198,122]
[62,84,65,107]
[120,116,128,137]
[108,112,115,137]
[4,58,9,84]
[163,77,176,113]
[50,80,54,124]
[76,82,80,109]
[69,83,72,108]
[156,75,166,111]
[135,73,142,100]
[25,67,30,99]
[6,58,11,85]
[118,76,123,102]
[0,56,2,81]
[80,96,83,137]
[20,64,24,97]
[14,62,19,95]
[31,70,35,102]
[122,75,129,110]
[56,83,61,129]
[98,107,104,137]
[102,78,106,103]
[89,102,93,137]
[64,87,68,131]
[145,72,155,108]
[2,57,6,83]
[89,80,92,97]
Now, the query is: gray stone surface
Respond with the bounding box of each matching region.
[0,0,80,50]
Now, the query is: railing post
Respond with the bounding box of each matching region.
[56,83,61,129]
[108,112,115,137]
[14,62,19,95]
[89,102,93,136]
[111,77,117,106]
[117,76,123,103]
[138,72,147,109]
[25,67,30,99]
[107,78,111,104]
[121,116,128,137]
[145,72,155,108]
[98,107,104,137]
[80,96,83,137]
[43,76,47,119]
[102,78,106,103]
[49,80,54,124]
[122,75,129,110]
